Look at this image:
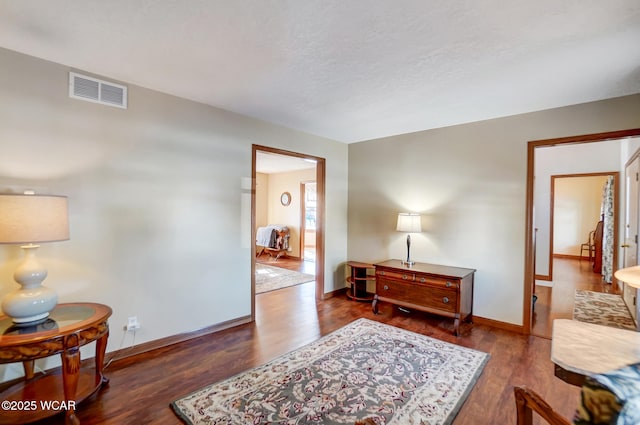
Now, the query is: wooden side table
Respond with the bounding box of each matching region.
[346,261,376,301]
[0,302,112,425]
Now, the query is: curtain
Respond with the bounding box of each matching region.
[601,176,615,283]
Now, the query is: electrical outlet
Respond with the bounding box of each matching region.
[124,316,140,331]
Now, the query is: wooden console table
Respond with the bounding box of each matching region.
[373,260,475,335]
[551,319,640,387]
[0,302,112,425]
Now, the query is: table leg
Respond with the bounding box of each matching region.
[62,334,81,425]
[95,332,110,386]
[372,295,379,314]
[22,360,35,380]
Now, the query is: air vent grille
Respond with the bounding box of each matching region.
[69,72,127,109]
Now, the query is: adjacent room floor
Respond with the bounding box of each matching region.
[255,254,316,276]
[532,257,625,338]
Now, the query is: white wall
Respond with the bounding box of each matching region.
[0,48,348,380]
[348,94,640,326]
[622,138,640,165]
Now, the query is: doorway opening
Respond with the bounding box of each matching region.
[524,129,640,335]
[251,145,326,321]
[533,172,620,338]
[548,173,618,278]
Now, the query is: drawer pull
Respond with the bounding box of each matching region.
[402,274,408,280]
[445,282,452,288]
[442,297,450,304]
[380,271,385,276]
[383,285,389,290]
[419,277,426,283]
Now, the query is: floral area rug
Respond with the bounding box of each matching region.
[255,263,315,294]
[573,290,636,330]
[171,318,489,425]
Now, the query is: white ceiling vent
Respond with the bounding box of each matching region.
[69,72,127,109]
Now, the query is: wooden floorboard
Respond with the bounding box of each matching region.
[34,259,581,425]
[256,253,316,274]
[532,257,623,338]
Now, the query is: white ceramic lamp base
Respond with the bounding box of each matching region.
[1,245,58,323]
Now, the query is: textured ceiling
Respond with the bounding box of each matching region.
[0,1,639,143]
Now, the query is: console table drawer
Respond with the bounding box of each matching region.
[376,269,414,281]
[378,279,457,313]
[414,274,459,289]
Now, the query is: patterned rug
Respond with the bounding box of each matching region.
[255,263,315,294]
[171,318,489,425]
[573,290,636,330]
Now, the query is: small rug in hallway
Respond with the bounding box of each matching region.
[171,318,489,425]
[255,263,314,294]
[573,290,636,330]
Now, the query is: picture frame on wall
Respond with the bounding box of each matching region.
[280,192,291,206]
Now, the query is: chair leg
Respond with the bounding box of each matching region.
[514,387,534,425]
[513,386,571,425]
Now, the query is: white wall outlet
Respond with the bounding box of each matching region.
[124,316,140,331]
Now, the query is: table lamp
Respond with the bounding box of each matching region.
[0,193,69,323]
[397,213,422,266]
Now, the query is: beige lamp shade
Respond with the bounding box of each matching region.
[0,193,69,323]
[614,266,640,289]
[396,213,422,233]
[0,194,69,244]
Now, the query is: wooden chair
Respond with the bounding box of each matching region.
[514,362,640,425]
[592,220,604,273]
[514,386,571,425]
[579,230,595,263]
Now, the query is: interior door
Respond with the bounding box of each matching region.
[623,157,640,322]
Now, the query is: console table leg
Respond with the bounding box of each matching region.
[22,360,35,380]
[372,296,379,314]
[95,332,110,385]
[62,334,81,425]
[454,318,460,336]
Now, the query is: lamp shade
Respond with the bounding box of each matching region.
[0,194,69,244]
[614,266,640,289]
[396,213,422,233]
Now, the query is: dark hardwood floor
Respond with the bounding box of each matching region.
[35,259,581,425]
[532,257,624,338]
[256,253,316,274]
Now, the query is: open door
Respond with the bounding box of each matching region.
[623,156,640,324]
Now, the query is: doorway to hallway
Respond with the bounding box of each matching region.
[532,257,622,338]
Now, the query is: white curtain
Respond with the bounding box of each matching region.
[601,176,615,283]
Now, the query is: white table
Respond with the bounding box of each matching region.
[551,319,640,386]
